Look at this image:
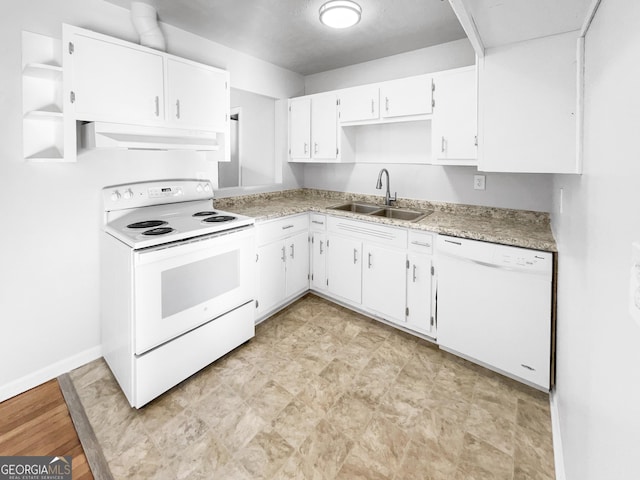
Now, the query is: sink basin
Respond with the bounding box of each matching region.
[370,208,428,222]
[329,203,383,214]
[328,202,430,222]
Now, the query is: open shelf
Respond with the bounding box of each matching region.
[23,62,62,80]
[22,31,73,162]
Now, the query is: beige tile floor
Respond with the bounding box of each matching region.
[70,294,556,480]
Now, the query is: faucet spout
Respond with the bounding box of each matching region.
[375,168,397,206]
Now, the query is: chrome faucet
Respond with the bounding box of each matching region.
[376,168,397,206]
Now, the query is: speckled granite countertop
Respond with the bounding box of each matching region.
[216,189,557,252]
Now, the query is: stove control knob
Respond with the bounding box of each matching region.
[110,190,121,202]
[196,184,203,193]
[123,189,133,200]
[203,183,211,192]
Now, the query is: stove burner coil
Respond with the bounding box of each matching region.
[127,220,167,229]
[142,227,175,236]
[193,211,218,217]
[202,215,236,223]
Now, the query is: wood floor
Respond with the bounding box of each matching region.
[0,379,94,480]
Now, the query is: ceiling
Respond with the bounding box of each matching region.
[104,0,468,75]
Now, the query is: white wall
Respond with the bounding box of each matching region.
[0,0,304,400]
[302,39,553,212]
[551,0,640,478]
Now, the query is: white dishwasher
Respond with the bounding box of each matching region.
[435,235,553,390]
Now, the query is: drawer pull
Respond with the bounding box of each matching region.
[411,241,431,248]
[312,220,324,225]
[444,239,462,246]
[282,224,295,230]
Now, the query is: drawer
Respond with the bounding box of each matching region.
[327,216,407,249]
[408,230,434,254]
[257,214,309,246]
[310,214,326,231]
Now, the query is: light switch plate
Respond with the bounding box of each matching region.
[629,242,640,326]
[474,175,486,190]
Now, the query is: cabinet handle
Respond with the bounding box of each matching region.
[282,224,294,230]
[176,99,180,119]
[314,143,319,154]
[368,252,372,269]
[371,99,374,114]
[441,136,446,153]
[319,240,324,255]
[154,96,159,117]
[353,248,358,264]
[281,246,286,262]
[290,244,295,259]
[410,241,431,248]
[304,142,308,154]
[412,264,417,283]
[385,97,389,112]
[474,135,478,147]
[312,220,324,225]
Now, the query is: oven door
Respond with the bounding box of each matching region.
[133,226,255,355]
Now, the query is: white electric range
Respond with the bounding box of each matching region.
[101,179,256,408]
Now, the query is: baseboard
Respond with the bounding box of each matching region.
[0,345,102,403]
[549,389,567,480]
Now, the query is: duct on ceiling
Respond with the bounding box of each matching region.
[131,0,166,51]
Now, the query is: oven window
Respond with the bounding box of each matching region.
[161,251,239,318]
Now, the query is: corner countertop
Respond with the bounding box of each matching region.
[216,189,557,252]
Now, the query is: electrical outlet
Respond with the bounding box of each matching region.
[474,175,486,190]
[629,242,640,326]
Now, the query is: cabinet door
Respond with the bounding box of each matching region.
[406,253,434,335]
[326,235,362,304]
[289,97,311,159]
[432,68,477,163]
[338,85,379,123]
[166,58,228,132]
[380,75,433,118]
[70,34,164,124]
[256,241,286,316]
[311,232,327,291]
[362,245,407,324]
[285,231,310,297]
[311,93,338,160]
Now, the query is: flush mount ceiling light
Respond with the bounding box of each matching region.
[319,0,362,29]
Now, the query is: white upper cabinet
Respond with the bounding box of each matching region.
[289,97,311,159]
[289,92,354,163]
[431,66,478,166]
[478,30,580,174]
[338,84,379,124]
[64,24,229,136]
[69,32,164,125]
[311,92,338,160]
[380,74,433,119]
[166,58,229,132]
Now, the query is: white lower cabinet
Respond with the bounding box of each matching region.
[362,244,406,324]
[310,214,328,291]
[405,231,436,336]
[326,234,362,304]
[255,215,309,318]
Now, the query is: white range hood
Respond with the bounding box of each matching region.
[81,122,220,151]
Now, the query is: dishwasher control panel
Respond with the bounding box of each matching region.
[437,236,552,274]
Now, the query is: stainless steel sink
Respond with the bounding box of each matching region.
[370,208,428,222]
[328,202,430,222]
[329,203,384,214]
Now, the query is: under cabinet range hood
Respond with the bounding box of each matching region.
[81,122,221,151]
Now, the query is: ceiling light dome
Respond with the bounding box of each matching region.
[319,0,362,29]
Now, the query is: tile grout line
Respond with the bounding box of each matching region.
[57,373,114,480]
